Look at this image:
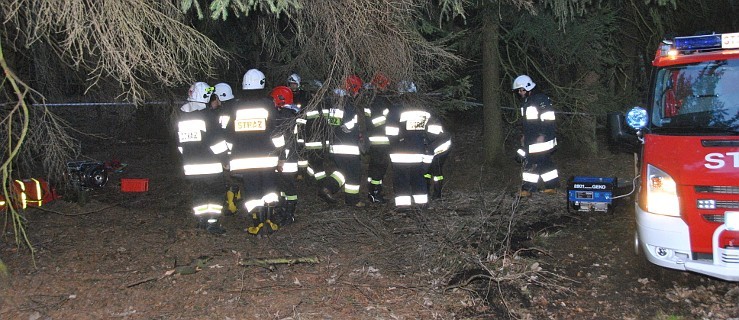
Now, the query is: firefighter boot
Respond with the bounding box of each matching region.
[367,184,386,204]
[345,194,366,208]
[318,187,338,203]
[225,186,241,215]
[247,207,266,235]
[196,217,209,230]
[264,204,280,234]
[278,200,296,226]
[432,179,444,200]
[205,217,226,235]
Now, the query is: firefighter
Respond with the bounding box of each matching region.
[385,81,446,210]
[365,73,392,203]
[287,73,311,174]
[425,121,451,200]
[512,75,559,196]
[224,69,285,235]
[212,83,242,215]
[176,81,229,234]
[271,85,300,226]
[318,75,366,207]
[301,80,329,189]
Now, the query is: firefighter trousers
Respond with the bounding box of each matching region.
[521,151,559,192]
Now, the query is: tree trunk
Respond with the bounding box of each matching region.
[481,13,504,164]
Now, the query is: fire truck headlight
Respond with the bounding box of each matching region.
[646,164,680,217]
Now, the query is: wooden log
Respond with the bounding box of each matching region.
[238,256,319,268]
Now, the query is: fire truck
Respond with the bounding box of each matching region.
[609,32,739,281]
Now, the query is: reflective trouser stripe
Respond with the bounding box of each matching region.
[413,194,428,204]
[540,169,559,182]
[244,192,279,212]
[282,162,299,173]
[193,203,223,215]
[345,184,360,194]
[244,199,263,213]
[314,171,326,180]
[330,171,346,186]
[522,172,539,183]
[395,195,412,206]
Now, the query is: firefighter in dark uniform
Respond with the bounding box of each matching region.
[385,81,446,210]
[224,69,285,235]
[212,82,243,215]
[287,74,312,173]
[424,120,451,200]
[512,75,559,196]
[301,82,328,188]
[270,85,300,225]
[176,81,228,234]
[318,75,366,207]
[365,73,392,203]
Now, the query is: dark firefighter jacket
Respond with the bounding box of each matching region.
[176,107,228,176]
[223,90,285,171]
[519,90,557,156]
[385,98,449,164]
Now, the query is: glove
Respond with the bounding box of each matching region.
[515,148,526,163]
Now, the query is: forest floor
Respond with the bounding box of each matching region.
[1,107,738,320]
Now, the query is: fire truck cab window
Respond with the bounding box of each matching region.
[652,60,739,131]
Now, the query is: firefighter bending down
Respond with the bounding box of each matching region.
[512,75,559,196]
[317,76,366,207]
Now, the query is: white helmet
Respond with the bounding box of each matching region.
[287,73,301,87]
[188,82,212,103]
[397,81,417,93]
[333,88,347,97]
[512,75,536,91]
[242,69,266,90]
[181,81,210,112]
[214,83,234,101]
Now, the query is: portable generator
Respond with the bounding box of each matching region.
[66,160,109,191]
[567,176,617,213]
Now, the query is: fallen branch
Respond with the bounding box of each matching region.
[238,256,319,268]
[125,269,176,288]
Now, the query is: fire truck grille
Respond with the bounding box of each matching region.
[703,214,724,223]
[716,201,739,209]
[721,250,739,264]
[695,186,739,194]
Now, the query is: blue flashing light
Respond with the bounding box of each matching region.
[674,34,722,51]
[626,107,648,130]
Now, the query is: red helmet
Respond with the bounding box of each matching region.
[270,86,294,108]
[370,73,390,90]
[344,75,363,96]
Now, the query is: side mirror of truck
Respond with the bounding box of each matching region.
[607,106,647,153]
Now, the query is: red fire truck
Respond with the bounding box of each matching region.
[610,32,739,281]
